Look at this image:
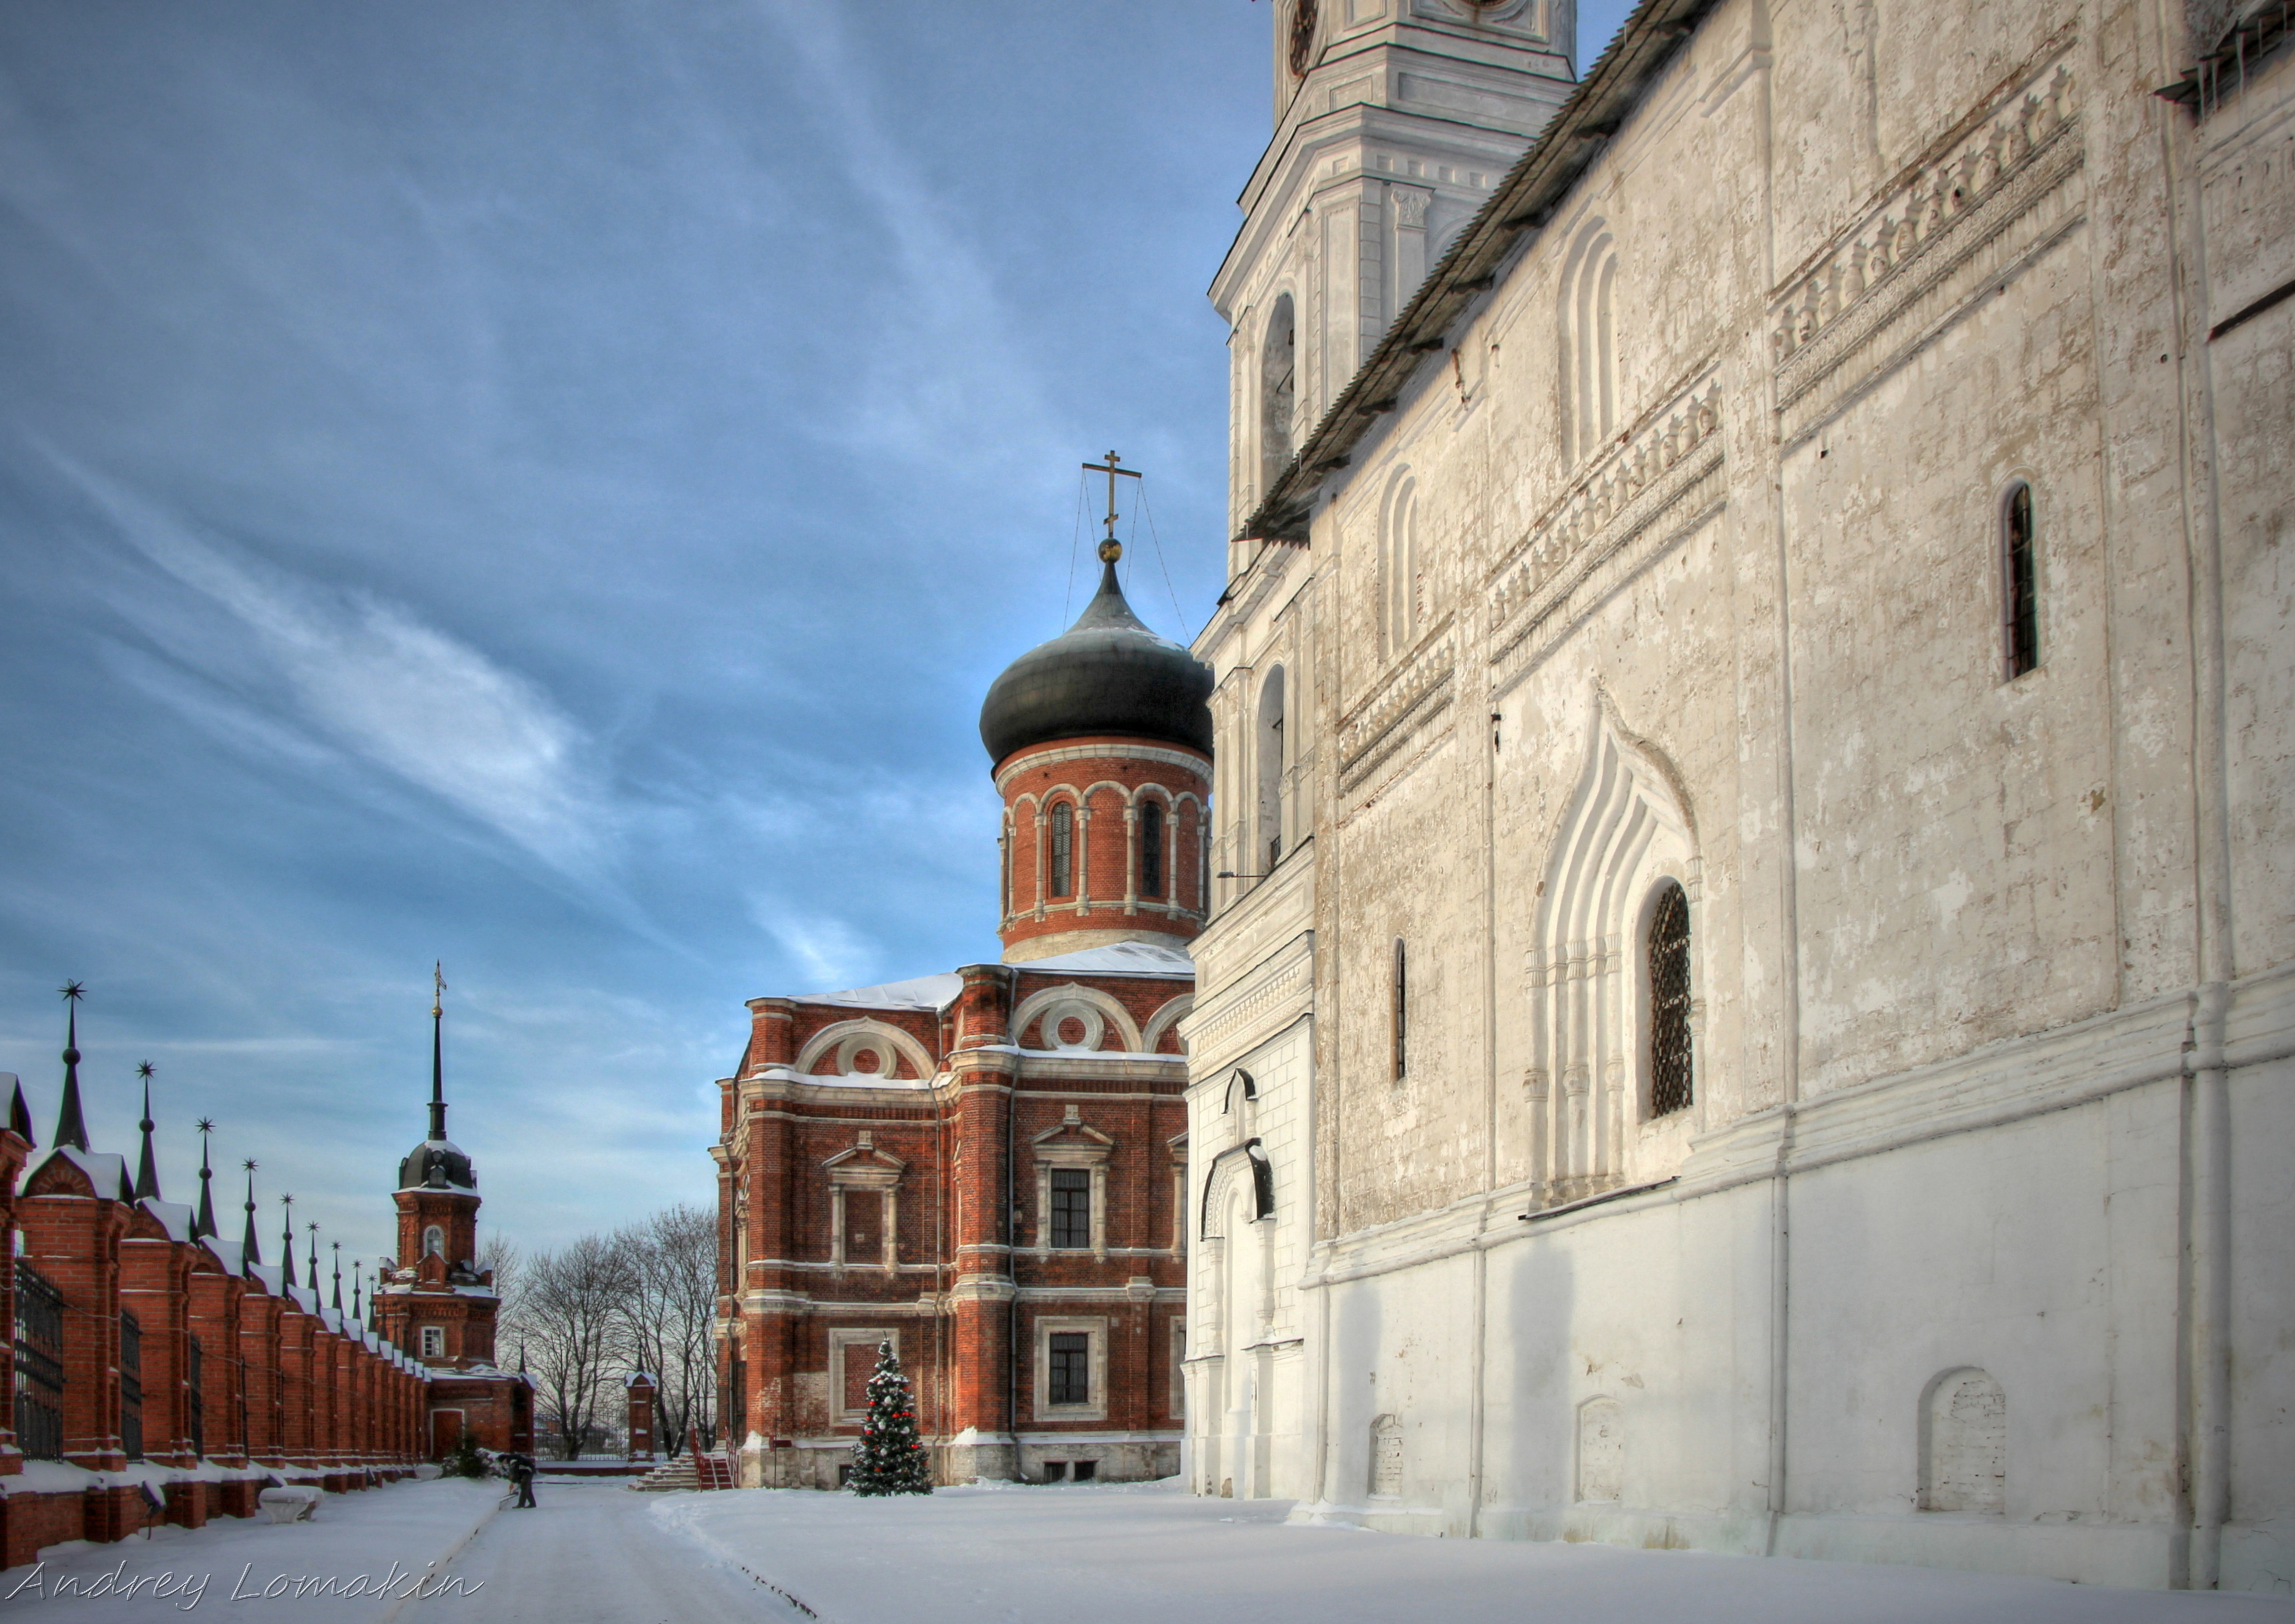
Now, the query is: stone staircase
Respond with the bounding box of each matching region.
[628,1449,737,1492]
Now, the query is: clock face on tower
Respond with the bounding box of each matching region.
[1289,0,1318,78]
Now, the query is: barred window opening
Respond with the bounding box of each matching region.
[2003,482,2039,679]
[187,1335,205,1460]
[13,1261,66,1461]
[119,1309,144,1461]
[1648,882,1693,1116]
[1049,1331,1091,1405]
[1050,1168,1091,1249]
[1050,802,1075,897]
[1140,800,1164,898]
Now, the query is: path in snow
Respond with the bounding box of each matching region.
[657,1482,2295,1624]
[0,1476,502,1622]
[396,1479,775,1623]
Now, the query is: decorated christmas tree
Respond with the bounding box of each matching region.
[847,1339,933,1495]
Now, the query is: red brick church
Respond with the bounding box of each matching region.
[715,536,1212,1486]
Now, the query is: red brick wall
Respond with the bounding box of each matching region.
[996,737,1209,959]
[719,955,1189,1483]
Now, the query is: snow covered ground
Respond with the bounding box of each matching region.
[663,1481,2295,1624]
[6,1476,2292,1622]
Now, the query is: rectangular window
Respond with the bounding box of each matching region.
[420,1325,446,1359]
[1048,1333,1091,1405]
[1072,1459,1098,1482]
[1049,1169,1091,1249]
[1043,1460,1069,1482]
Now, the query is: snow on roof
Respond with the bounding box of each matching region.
[138,1197,195,1244]
[753,1065,936,1092]
[1018,941,1196,978]
[796,971,965,1011]
[25,1145,128,1194]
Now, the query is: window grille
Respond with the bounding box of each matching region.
[1050,1169,1091,1249]
[1048,1332,1090,1405]
[1050,803,1074,897]
[1140,800,1164,898]
[1392,939,1408,1081]
[2003,482,2039,678]
[187,1336,205,1461]
[1649,881,1693,1116]
[119,1309,144,1461]
[13,1261,66,1461]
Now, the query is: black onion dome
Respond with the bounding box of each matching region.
[980,561,1214,766]
[399,1139,475,1194]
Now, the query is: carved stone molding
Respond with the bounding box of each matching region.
[1338,628,1457,793]
[1186,936,1315,1071]
[1486,373,1726,685]
[1771,46,2085,447]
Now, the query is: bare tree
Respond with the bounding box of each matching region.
[514,1233,635,1459]
[478,1233,521,1325]
[612,1205,717,1457]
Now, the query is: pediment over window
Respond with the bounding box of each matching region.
[824,1131,906,1188]
[1032,1106,1114,1167]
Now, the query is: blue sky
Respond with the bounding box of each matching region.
[0,2,1628,1266]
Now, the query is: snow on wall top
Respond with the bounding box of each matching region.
[1020,941,1195,979]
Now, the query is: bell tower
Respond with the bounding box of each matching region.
[378,965,499,1371]
[1215,0,1576,566]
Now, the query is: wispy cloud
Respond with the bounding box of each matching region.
[55,454,607,875]
[758,908,879,995]
[752,4,1053,474]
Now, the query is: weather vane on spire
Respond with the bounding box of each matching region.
[1082,450,1142,564]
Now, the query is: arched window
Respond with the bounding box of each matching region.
[422,1224,445,1260]
[1049,802,1075,898]
[1392,938,1409,1081]
[1139,799,1164,898]
[1261,295,1297,499]
[1562,221,1620,463]
[1647,881,1692,1116]
[1256,668,1286,872]
[1382,473,1420,656]
[2001,481,2039,679]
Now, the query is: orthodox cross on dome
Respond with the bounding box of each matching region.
[1082,450,1142,564]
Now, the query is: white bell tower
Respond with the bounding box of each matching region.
[1212,0,1576,568]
